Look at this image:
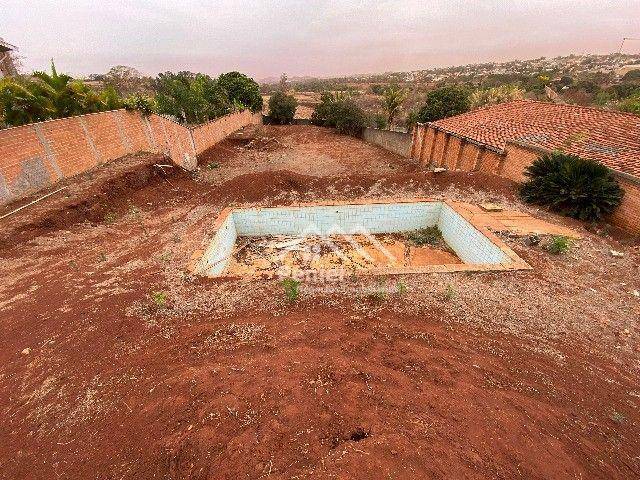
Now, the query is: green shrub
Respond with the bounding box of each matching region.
[0,61,123,128]
[406,226,443,246]
[103,211,117,224]
[155,71,230,124]
[311,91,339,125]
[312,92,367,136]
[519,152,624,221]
[333,101,367,136]
[546,236,571,255]
[443,284,456,301]
[281,278,300,302]
[268,90,297,124]
[617,93,640,115]
[150,290,167,307]
[217,71,263,113]
[123,93,156,116]
[371,113,387,129]
[417,85,471,123]
[367,289,387,302]
[382,84,407,126]
[469,84,524,109]
[404,110,419,131]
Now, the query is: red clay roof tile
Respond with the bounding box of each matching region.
[431,100,640,177]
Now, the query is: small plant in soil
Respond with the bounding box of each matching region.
[368,289,387,303]
[98,252,107,262]
[546,236,571,255]
[103,211,117,224]
[443,283,456,301]
[150,291,167,307]
[282,278,300,303]
[406,226,443,246]
[207,162,220,170]
[610,411,626,424]
[128,203,141,217]
[396,281,408,295]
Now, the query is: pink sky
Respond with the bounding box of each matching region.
[3,0,640,79]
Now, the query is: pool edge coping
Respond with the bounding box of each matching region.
[187,197,532,277]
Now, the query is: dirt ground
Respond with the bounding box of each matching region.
[1,125,639,479]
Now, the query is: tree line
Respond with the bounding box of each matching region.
[0,63,263,128]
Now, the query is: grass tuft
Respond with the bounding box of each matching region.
[406,226,443,246]
[546,236,571,255]
[282,278,300,303]
[443,283,456,301]
[150,291,167,307]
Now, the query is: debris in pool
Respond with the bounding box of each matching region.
[225,233,462,276]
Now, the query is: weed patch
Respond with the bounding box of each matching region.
[406,226,444,246]
[150,291,167,307]
[104,212,117,224]
[546,236,571,255]
[282,278,300,303]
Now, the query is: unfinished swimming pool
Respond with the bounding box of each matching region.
[191,199,530,278]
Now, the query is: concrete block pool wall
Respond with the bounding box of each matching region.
[196,199,528,277]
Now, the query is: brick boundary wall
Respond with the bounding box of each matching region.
[410,124,640,234]
[361,128,412,157]
[410,124,506,176]
[191,111,261,155]
[0,109,261,206]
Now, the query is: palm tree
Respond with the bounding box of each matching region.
[32,60,87,118]
[382,84,407,128]
[0,60,121,128]
[0,77,53,126]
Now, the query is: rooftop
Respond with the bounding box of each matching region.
[431,100,640,177]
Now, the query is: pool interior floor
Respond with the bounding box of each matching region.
[225,233,462,277]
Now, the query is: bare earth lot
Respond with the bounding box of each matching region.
[1,125,639,479]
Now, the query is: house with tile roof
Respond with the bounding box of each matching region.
[410,100,640,233]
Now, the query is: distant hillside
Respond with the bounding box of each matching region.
[260,53,640,90]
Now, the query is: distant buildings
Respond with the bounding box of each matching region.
[0,38,18,77]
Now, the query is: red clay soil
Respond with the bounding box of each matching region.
[2,300,638,479]
[1,125,638,479]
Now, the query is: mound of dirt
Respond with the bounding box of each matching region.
[0,160,195,250]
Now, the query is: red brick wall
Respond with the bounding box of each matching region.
[477,150,503,175]
[502,143,539,182]
[0,109,260,205]
[432,130,447,166]
[609,177,640,233]
[410,125,424,159]
[443,135,462,169]
[458,141,480,171]
[420,127,436,164]
[192,111,260,155]
[410,125,504,173]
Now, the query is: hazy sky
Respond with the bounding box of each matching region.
[3,0,640,79]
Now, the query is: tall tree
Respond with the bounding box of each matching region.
[417,85,471,123]
[217,72,263,113]
[103,65,154,96]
